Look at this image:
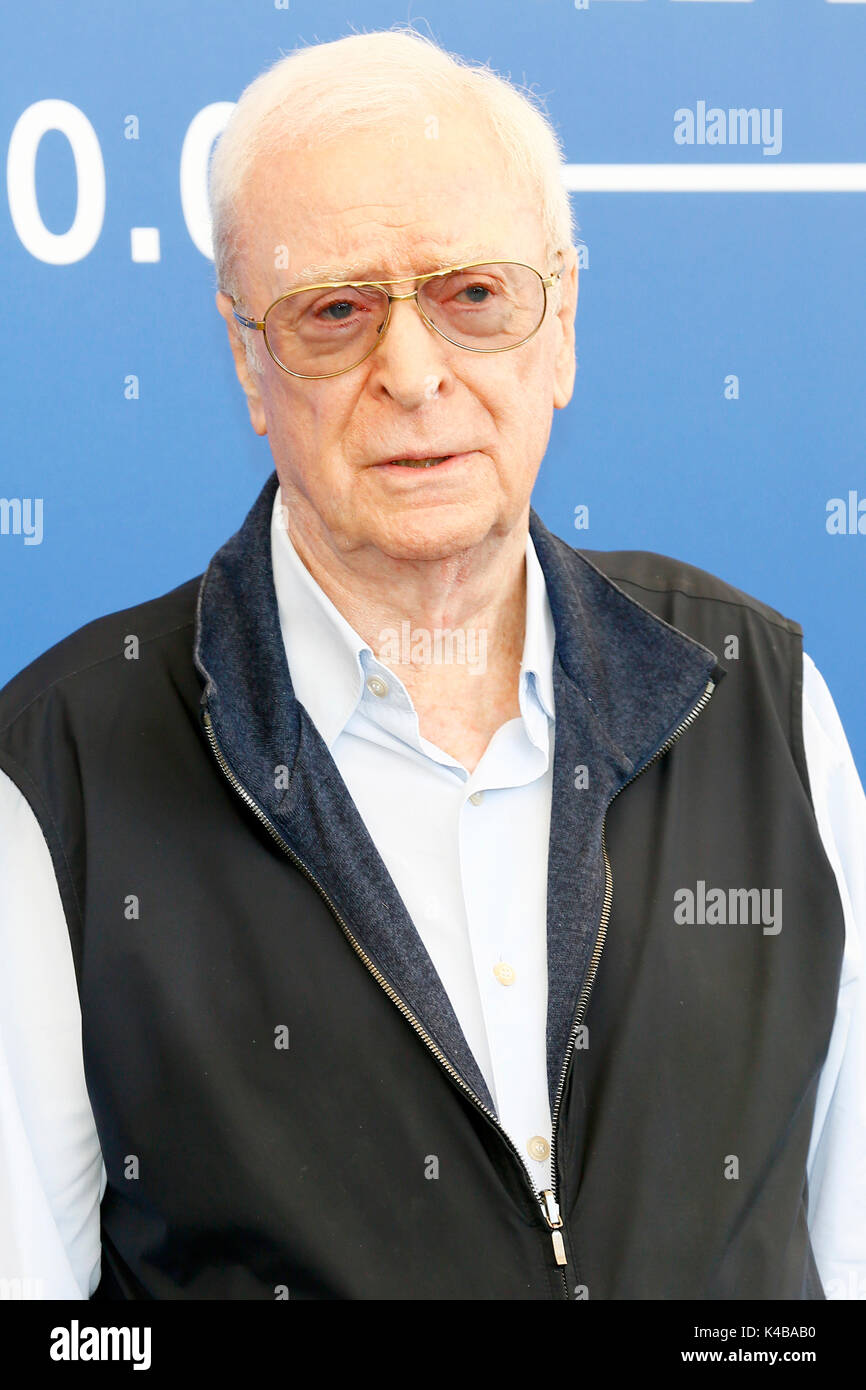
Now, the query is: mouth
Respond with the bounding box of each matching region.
[372,452,470,472]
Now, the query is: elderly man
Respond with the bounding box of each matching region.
[0,29,864,1303]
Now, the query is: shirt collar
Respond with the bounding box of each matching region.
[271,486,555,753]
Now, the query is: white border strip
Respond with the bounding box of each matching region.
[563,163,866,192]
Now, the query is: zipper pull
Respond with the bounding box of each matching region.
[541,1189,568,1267]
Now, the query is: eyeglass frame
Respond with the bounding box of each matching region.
[225,256,564,379]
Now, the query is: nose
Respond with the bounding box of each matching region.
[366,292,449,405]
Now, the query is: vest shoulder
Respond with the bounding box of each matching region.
[0,574,202,733]
[572,545,802,637]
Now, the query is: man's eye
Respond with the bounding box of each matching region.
[457,284,492,304]
[316,299,361,321]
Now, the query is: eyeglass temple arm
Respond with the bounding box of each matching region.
[231,307,265,331]
[542,255,566,289]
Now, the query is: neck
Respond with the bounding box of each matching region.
[282,502,529,768]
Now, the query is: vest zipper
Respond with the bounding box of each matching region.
[546,675,717,1296]
[202,676,715,1299]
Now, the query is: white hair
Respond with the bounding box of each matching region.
[208,25,577,375]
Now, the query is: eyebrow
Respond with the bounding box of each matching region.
[283,249,498,290]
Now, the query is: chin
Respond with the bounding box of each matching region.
[371,509,495,562]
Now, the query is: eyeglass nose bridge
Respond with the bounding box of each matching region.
[369,284,444,356]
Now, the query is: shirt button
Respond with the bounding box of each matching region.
[366,675,389,698]
[468,790,484,805]
[493,961,516,986]
[527,1135,551,1163]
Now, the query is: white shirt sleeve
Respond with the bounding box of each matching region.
[802,651,866,1300]
[0,765,104,1299]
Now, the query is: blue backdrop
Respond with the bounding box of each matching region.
[2,0,864,776]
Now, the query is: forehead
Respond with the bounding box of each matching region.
[241,119,545,294]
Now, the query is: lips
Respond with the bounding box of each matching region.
[385,457,449,468]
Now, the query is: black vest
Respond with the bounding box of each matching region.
[0,471,844,1299]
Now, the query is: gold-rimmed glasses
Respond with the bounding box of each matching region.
[225,258,563,379]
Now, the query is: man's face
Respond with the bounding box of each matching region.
[217,112,578,564]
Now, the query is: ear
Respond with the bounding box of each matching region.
[215,291,268,436]
[551,247,579,411]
